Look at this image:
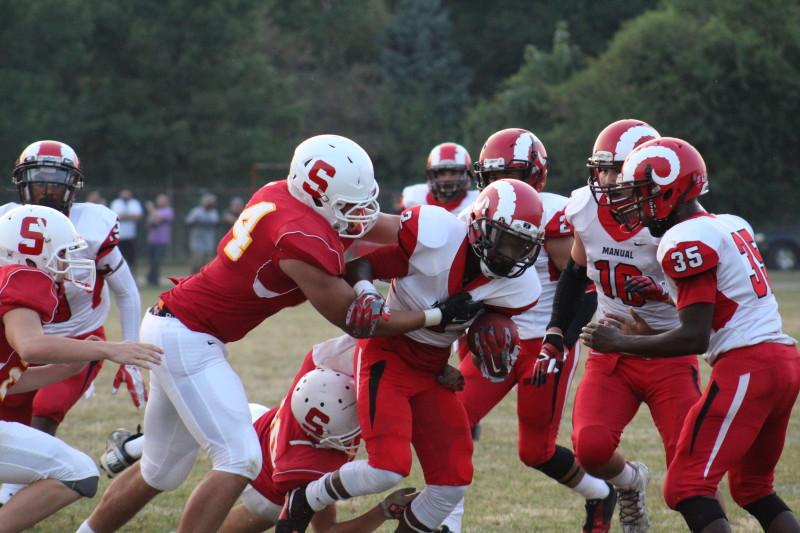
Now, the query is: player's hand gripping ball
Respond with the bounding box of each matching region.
[467,312,520,383]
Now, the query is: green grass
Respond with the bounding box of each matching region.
[33,272,800,532]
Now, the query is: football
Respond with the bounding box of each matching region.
[466,312,521,382]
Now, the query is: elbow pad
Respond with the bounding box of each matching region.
[548,259,590,333]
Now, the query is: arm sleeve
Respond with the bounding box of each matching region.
[563,289,598,346]
[276,231,344,277]
[0,269,58,323]
[358,244,411,280]
[102,251,141,341]
[547,258,591,332]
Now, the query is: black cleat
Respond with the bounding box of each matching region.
[275,487,315,533]
[583,482,617,533]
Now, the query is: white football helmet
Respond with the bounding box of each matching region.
[0,205,96,291]
[287,134,379,239]
[290,368,360,454]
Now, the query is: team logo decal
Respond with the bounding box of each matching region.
[614,125,659,160]
[623,145,680,186]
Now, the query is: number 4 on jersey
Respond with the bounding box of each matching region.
[223,202,276,261]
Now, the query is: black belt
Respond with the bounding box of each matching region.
[149,300,174,318]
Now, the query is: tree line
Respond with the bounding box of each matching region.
[1,0,797,226]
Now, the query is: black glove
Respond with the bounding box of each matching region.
[437,293,484,326]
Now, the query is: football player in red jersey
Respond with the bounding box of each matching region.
[538,120,704,533]
[581,138,800,533]
[79,135,480,533]
[0,204,160,532]
[277,179,545,533]
[401,142,478,213]
[453,128,614,532]
[0,141,143,434]
[94,336,420,533]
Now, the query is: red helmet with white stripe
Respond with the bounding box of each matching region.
[587,119,660,207]
[426,142,473,202]
[468,179,544,278]
[474,128,549,192]
[615,137,708,236]
[12,140,84,215]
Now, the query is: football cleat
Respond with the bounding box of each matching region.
[617,462,650,533]
[99,427,141,478]
[276,487,315,533]
[583,482,617,533]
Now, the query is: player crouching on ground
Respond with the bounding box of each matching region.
[98,335,419,533]
[277,179,545,533]
[580,137,800,533]
[0,205,161,532]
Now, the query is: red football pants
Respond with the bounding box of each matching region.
[572,352,701,471]
[356,336,473,486]
[664,343,800,509]
[0,327,106,425]
[457,338,579,466]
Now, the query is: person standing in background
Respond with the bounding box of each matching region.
[145,194,174,287]
[110,189,144,272]
[186,192,220,273]
[222,196,244,228]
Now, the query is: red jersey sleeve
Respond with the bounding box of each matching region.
[97,220,121,260]
[275,228,344,277]
[0,267,58,323]
[674,269,718,310]
[398,206,421,256]
[544,207,573,239]
[660,240,719,279]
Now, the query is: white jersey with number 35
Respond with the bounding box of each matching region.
[564,186,679,331]
[657,213,795,363]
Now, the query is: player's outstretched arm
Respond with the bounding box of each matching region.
[3,308,162,368]
[311,488,418,533]
[7,362,87,395]
[580,303,713,357]
[361,213,401,245]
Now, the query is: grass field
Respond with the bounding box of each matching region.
[32,271,800,532]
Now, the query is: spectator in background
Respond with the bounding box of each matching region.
[110,189,143,271]
[145,193,174,287]
[186,192,219,273]
[222,196,244,227]
[86,190,107,205]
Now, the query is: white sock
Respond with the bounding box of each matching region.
[305,473,336,512]
[572,474,610,500]
[76,519,96,533]
[441,497,464,533]
[609,463,636,490]
[0,483,26,504]
[123,434,144,459]
[306,461,402,512]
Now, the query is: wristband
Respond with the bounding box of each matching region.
[423,308,442,327]
[353,280,378,296]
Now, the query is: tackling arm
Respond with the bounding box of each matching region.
[361,213,401,245]
[7,362,87,394]
[312,488,417,533]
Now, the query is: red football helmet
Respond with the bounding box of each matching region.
[474,128,548,192]
[12,140,84,214]
[615,137,708,236]
[426,142,473,202]
[468,179,544,278]
[587,119,660,207]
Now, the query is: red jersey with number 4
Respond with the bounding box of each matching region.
[161,181,347,343]
[657,213,795,364]
[0,265,59,402]
[250,341,355,504]
[565,185,679,331]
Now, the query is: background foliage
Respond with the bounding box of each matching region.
[1,0,797,226]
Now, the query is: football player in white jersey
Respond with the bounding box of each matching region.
[401,142,478,213]
[453,128,614,532]
[0,141,143,433]
[277,179,544,533]
[0,141,144,504]
[538,120,704,533]
[580,137,800,533]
